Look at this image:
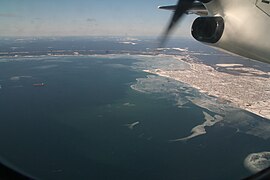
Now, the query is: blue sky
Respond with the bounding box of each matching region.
[0,0,196,37]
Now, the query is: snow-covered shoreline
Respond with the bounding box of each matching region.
[144,55,270,120]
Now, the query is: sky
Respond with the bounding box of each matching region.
[0,0,196,37]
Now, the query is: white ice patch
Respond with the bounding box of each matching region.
[216,64,244,67]
[118,37,140,45]
[186,95,236,116]
[130,75,192,107]
[175,96,189,108]
[119,41,137,45]
[125,121,140,130]
[244,152,270,173]
[172,48,188,52]
[10,76,32,81]
[156,47,188,52]
[170,112,223,142]
[117,37,140,42]
[123,102,136,107]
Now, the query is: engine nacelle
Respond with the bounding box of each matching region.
[191,0,270,63]
[191,16,224,44]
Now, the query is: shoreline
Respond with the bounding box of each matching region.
[144,56,270,120]
[1,53,269,119]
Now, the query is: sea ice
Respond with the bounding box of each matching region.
[125,121,140,130]
[10,76,32,81]
[244,152,270,173]
[170,112,223,142]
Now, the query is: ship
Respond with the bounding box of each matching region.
[33,83,45,87]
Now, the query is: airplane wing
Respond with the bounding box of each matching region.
[158,2,208,16]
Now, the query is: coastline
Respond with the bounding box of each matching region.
[1,52,269,120]
[144,55,270,120]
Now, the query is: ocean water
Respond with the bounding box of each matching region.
[0,37,270,179]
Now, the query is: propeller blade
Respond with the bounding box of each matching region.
[160,0,195,47]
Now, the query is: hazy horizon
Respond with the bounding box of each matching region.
[0,0,196,37]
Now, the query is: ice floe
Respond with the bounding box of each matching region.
[125,121,140,130]
[244,152,270,173]
[10,76,32,81]
[156,47,188,52]
[170,112,223,142]
[123,102,136,107]
[216,64,244,67]
[119,41,137,45]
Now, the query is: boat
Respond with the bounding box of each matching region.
[33,83,45,87]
